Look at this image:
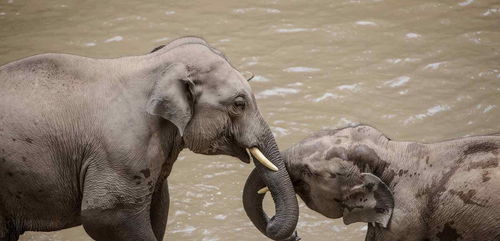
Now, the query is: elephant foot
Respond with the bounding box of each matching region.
[0,220,21,241]
[0,232,20,241]
[281,231,301,241]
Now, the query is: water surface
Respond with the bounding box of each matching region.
[1,0,498,240]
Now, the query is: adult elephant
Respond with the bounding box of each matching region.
[0,37,298,241]
[244,125,500,240]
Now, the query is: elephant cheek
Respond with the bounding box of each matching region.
[232,147,251,163]
[182,127,217,154]
[308,194,344,219]
[324,205,344,219]
[210,142,251,163]
[314,203,344,219]
[182,110,229,153]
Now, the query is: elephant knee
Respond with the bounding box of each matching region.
[81,208,118,240]
[81,207,155,241]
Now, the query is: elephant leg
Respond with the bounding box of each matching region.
[365,224,375,241]
[0,219,20,241]
[0,233,19,241]
[81,166,158,241]
[82,206,157,241]
[150,180,170,240]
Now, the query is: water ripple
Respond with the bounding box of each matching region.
[406,33,421,39]
[355,21,377,26]
[233,8,280,14]
[482,8,499,16]
[384,76,410,87]
[404,104,451,124]
[283,66,321,72]
[337,83,359,91]
[171,226,197,234]
[104,36,123,43]
[276,28,316,33]
[256,87,300,99]
[312,93,340,102]
[458,0,474,6]
[423,62,446,70]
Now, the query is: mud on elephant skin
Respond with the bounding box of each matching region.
[0,37,298,241]
[244,124,500,241]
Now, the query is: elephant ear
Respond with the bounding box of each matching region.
[146,63,195,136]
[342,173,394,228]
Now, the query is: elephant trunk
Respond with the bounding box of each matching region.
[243,128,299,240]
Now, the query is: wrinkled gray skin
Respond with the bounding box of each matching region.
[244,125,500,241]
[0,37,298,241]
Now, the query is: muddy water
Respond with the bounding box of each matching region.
[1,0,499,240]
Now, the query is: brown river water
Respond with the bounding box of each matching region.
[1,0,499,240]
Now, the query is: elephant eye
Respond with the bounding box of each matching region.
[234,96,246,109]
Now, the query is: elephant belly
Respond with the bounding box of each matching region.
[0,174,82,232]
[0,143,83,232]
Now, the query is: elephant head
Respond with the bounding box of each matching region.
[243,129,394,238]
[145,37,299,240]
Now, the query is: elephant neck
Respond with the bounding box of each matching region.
[358,142,432,241]
[359,140,430,188]
[158,121,186,181]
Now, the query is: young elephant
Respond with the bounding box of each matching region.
[244,125,500,241]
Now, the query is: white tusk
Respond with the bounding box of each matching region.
[257,187,269,194]
[248,147,279,171]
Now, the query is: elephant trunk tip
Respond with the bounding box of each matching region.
[266,223,299,240]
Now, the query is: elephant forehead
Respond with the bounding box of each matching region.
[295,136,348,160]
[172,43,222,65]
[202,71,251,100]
[201,87,237,104]
[207,70,248,90]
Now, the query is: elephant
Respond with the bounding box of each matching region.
[0,36,299,241]
[244,124,500,240]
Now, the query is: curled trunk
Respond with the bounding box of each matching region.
[243,128,299,240]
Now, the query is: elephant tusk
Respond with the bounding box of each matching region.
[248,147,279,171]
[257,187,269,194]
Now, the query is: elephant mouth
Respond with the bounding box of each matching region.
[206,140,252,163]
[228,146,281,171]
[228,146,279,167]
[235,146,252,163]
[205,142,281,170]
